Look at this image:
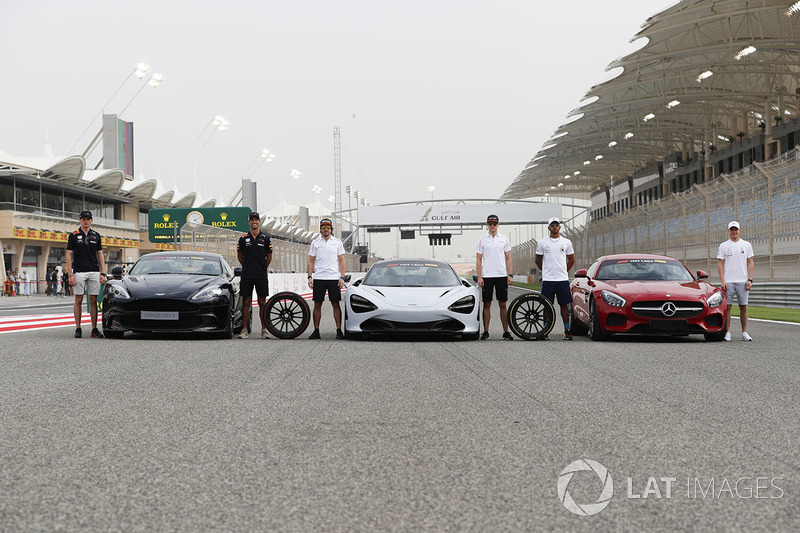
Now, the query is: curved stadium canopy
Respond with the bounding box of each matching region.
[503,0,800,200]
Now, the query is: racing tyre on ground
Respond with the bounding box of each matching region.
[507,292,556,340]
[261,291,311,339]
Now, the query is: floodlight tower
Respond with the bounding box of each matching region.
[333,126,343,230]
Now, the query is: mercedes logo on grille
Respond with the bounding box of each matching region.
[661,302,677,317]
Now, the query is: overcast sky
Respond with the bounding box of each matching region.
[3,0,667,259]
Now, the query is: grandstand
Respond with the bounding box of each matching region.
[504,0,800,282]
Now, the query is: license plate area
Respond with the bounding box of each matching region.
[141,311,179,320]
[650,319,688,330]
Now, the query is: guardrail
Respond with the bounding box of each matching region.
[744,282,800,309]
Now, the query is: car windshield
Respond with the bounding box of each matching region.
[362,262,459,287]
[129,255,223,276]
[595,258,694,282]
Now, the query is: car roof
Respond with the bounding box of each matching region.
[372,258,451,267]
[140,251,223,259]
[595,253,681,263]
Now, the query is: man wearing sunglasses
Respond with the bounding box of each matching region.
[535,217,575,340]
[476,214,514,340]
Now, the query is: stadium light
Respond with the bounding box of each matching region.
[643,113,656,122]
[697,70,714,82]
[625,132,635,139]
[788,1,800,16]
[667,100,681,109]
[135,63,152,78]
[573,171,581,176]
[583,160,591,166]
[735,45,757,60]
[260,149,276,162]
[595,155,603,160]
[148,73,165,87]
[608,140,617,147]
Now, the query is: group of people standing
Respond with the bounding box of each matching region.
[4,268,31,296]
[235,213,346,340]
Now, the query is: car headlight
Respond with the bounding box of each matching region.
[600,290,626,308]
[706,290,724,308]
[448,295,475,314]
[106,284,131,300]
[350,294,378,313]
[191,286,225,301]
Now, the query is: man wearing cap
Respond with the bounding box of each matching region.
[535,217,575,340]
[307,218,346,339]
[475,214,514,340]
[237,212,273,339]
[65,210,107,338]
[717,221,755,341]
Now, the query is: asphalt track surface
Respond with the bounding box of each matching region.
[2,287,799,531]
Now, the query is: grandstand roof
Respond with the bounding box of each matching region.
[504,0,800,200]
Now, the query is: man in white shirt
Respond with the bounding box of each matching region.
[307,218,347,339]
[717,220,755,341]
[475,214,514,340]
[535,217,575,340]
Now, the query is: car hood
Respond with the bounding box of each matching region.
[599,280,715,299]
[351,285,467,308]
[122,274,221,299]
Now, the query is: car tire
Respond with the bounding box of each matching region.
[568,303,588,336]
[262,291,311,339]
[507,292,556,340]
[104,330,124,339]
[589,297,610,341]
[704,325,728,342]
[219,307,234,339]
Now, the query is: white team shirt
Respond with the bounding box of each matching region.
[308,235,345,280]
[536,236,574,282]
[476,233,511,277]
[717,238,754,282]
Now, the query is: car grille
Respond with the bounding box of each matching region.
[631,300,704,319]
[360,318,465,333]
[122,299,199,313]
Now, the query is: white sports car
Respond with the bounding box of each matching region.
[344,259,481,340]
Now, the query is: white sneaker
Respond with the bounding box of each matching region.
[261,328,270,339]
[724,332,731,341]
[741,332,753,341]
[239,330,248,339]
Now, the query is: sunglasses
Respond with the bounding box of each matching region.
[487,221,498,226]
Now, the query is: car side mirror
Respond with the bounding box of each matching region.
[111,266,124,280]
[696,270,708,280]
[233,267,242,277]
[353,278,362,287]
[344,274,352,283]
[574,269,588,279]
[472,274,478,283]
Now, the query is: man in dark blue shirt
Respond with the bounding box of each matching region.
[65,210,107,338]
[237,212,273,339]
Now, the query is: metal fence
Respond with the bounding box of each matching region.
[560,145,800,283]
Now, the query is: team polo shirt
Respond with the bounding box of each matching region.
[717,238,754,282]
[66,228,103,273]
[237,231,272,278]
[536,236,574,282]
[308,235,345,280]
[476,232,511,277]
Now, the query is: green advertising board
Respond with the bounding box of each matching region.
[148,207,253,243]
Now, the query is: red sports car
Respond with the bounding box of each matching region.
[569,254,728,341]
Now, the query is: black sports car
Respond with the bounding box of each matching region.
[102,251,245,338]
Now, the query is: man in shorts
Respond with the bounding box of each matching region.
[237,211,273,339]
[65,210,107,338]
[307,218,346,339]
[475,214,514,340]
[717,220,754,341]
[535,217,575,340]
